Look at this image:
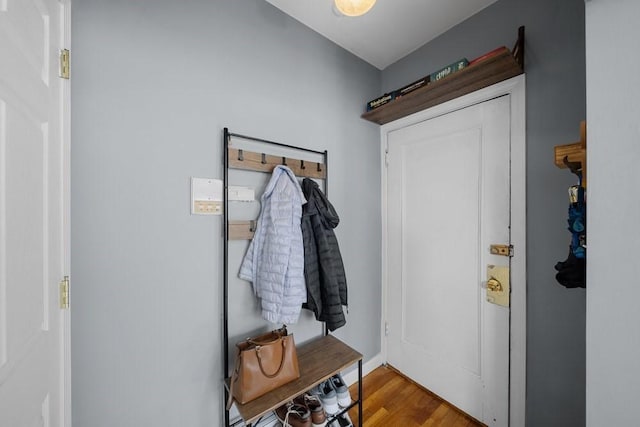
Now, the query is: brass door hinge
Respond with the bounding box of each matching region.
[59,276,70,309]
[59,49,70,79]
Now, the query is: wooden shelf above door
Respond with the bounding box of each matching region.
[362,27,524,126]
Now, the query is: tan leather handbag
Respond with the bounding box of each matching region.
[227,326,300,407]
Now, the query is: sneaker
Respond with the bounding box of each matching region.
[307,383,323,398]
[318,380,340,416]
[336,413,353,427]
[275,403,312,427]
[328,412,353,427]
[329,374,351,408]
[294,393,327,427]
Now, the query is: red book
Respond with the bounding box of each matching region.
[468,46,509,66]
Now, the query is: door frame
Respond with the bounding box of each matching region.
[380,75,526,426]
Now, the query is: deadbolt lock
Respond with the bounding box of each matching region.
[487,277,503,292]
[486,265,510,307]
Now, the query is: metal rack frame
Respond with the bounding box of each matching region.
[223,128,339,426]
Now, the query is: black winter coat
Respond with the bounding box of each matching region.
[301,178,347,331]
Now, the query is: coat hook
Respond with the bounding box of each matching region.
[249,220,256,233]
[300,160,306,170]
[282,157,287,166]
[261,153,266,164]
[237,149,244,161]
[562,155,582,176]
[317,163,322,172]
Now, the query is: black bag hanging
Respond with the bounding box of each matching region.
[555,170,586,288]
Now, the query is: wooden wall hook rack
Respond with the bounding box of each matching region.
[229,220,256,240]
[228,147,327,180]
[554,121,587,187]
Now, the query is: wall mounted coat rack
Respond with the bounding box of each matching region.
[228,147,326,180]
[554,121,587,186]
[225,140,327,241]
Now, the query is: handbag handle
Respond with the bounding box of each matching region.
[255,338,288,378]
[245,326,287,347]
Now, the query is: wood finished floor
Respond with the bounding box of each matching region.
[347,365,485,427]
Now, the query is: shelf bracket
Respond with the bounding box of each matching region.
[513,26,525,69]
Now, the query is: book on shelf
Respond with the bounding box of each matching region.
[366,92,396,111]
[396,75,430,98]
[430,58,469,82]
[365,75,431,112]
[468,46,510,66]
[363,57,471,113]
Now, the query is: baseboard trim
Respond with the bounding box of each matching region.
[342,352,383,386]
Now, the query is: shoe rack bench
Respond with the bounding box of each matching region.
[222,129,363,427]
[232,334,362,426]
[361,26,525,125]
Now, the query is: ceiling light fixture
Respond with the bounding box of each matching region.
[334,0,377,17]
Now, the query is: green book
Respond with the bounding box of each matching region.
[430,58,469,82]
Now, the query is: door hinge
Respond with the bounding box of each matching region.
[59,49,70,79]
[59,276,70,309]
[384,150,389,167]
[385,322,389,336]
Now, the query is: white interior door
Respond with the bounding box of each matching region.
[386,95,511,426]
[0,0,69,426]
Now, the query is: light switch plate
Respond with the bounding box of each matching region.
[193,200,221,214]
[191,177,222,215]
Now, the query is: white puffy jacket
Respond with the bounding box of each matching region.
[239,165,307,324]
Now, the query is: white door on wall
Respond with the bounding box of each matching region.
[386,95,511,426]
[0,0,69,425]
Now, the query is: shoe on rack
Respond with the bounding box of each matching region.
[294,393,327,427]
[317,380,340,416]
[328,412,353,427]
[275,402,312,427]
[336,413,353,427]
[329,374,352,408]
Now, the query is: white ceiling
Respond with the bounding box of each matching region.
[265,0,499,70]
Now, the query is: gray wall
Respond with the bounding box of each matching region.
[585,1,640,425]
[381,0,586,426]
[70,1,381,426]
